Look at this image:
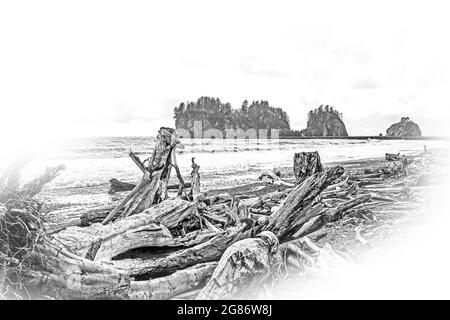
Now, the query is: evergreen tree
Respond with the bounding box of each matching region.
[174,97,290,131]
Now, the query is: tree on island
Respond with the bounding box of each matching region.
[173,96,290,135]
[299,105,348,137]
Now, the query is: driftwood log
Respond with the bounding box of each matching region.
[109,165,345,280]
[0,195,217,299]
[108,179,191,195]
[0,162,347,299]
[53,198,199,261]
[79,155,199,227]
[293,151,324,184]
[259,166,344,239]
[129,262,217,300]
[197,234,346,300]
[0,158,65,203]
[196,231,279,300]
[108,178,136,194]
[190,158,202,202]
[0,155,33,202]
[385,153,401,161]
[102,127,181,224]
[2,146,427,300]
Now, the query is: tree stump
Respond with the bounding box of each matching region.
[190,158,202,202]
[102,127,181,224]
[293,151,324,184]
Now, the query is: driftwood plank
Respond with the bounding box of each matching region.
[53,198,197,261]
[259,166,344,239]
[129,262,217,300]
[111,224,252,278]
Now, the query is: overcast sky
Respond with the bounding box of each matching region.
[1,0,449,141]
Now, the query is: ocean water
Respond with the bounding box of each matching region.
[1,137,449,193]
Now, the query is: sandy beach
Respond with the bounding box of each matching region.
[41,147,448,266]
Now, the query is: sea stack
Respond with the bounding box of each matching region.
[173,97,290,137]
[386,117,422,137]
[300,105,348,137]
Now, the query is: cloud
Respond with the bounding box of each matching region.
[2,1,450,137]
[111,104,138,123]
[159,98,182,118]
[347,112,403,136]
[352,78,382,90]
[238,56,292,78]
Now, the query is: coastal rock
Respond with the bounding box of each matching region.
[386,117,422,137]
[300,105,348,137]
[174,97,290,136]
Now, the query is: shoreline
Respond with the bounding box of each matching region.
[41,149,445,240]
[280,136,449,140]
[171,136,449,141]
[38,149,438,210]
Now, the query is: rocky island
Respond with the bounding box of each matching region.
[174,99,427,139]
[386,117,422,137]
[174,96,290,136]
[299,105,348,137]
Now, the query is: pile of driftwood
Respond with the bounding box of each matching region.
[309,149,439,250]
[0,128,428,300]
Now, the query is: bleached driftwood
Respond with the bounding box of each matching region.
[385,153,401,161]
[110,224,252,278]
[196,234,346,300]
[53,198,198,261]
[102,127,181,224]
[108,178,137,194]
[0,159,64,203]
[1,147,434,300]
[196,231,279,300]
[190,157,202,202]
[129,262,217,300]
[259,166,344,239]
[293,151,324,184]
